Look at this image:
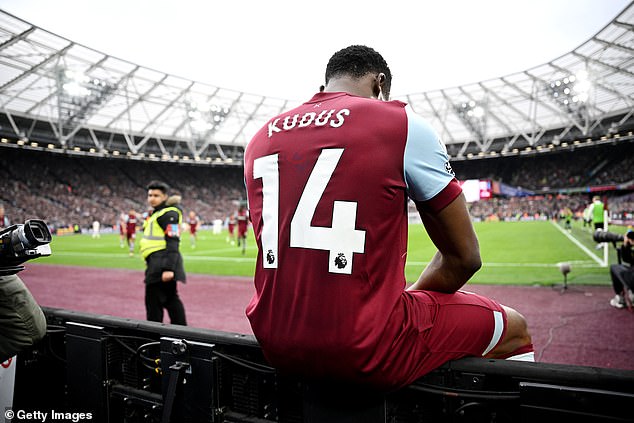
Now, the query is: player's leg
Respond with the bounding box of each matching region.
[127,234,135,255]
[609,264,632,308]
[411,291,534,364]
[484,305,534,361]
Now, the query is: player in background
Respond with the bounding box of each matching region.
[582,204,592,232]
[125,209,138,256]
[590,196,606,231]
[590,195,607,249]
[563,207,573,232]
[187,211,201,248]
[236,205,248,255]
[118,212,127,247]
[91,219,100,239]
[226,213,237,245]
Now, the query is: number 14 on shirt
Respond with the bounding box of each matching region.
[252,148,366,274]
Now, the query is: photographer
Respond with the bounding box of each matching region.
[0,219,51,361]
[609,231,634,309]
[0,273,46,362]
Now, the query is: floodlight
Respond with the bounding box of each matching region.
[546,70,591,114]
[186,100,231,139]
[454,100,487,141]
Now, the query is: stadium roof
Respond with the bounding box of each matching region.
[0,3,633,165]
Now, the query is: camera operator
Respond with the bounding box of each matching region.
[0,219,51,361]
[609,231,634,309]
[0,273,46,362]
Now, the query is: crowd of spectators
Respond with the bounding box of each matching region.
[1,139,632,232]
[0,148,244,232]
[466,194,583,221]
[453,140,634,191]
[452,141,634,222]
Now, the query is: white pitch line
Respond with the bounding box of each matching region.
[405,261,598,268]
[549,220,604,266]
[183,255,253,263]
[52,251,254,263]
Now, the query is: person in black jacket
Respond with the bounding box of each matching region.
[139,181,187,325]
[609,230,634,309]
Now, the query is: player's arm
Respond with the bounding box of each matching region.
[157,210,181,281]
[408,190,481,292]
[402,106,481,293]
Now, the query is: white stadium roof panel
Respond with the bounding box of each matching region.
[0,4,633,163]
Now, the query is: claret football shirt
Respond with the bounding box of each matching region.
[244,91,461,388]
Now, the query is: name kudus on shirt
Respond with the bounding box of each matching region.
[268,109,350,138]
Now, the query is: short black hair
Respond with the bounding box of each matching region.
[147,180,169,193]
[325,45,392,96]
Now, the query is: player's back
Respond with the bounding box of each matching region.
[244,92,420,381]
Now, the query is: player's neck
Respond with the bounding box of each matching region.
[323,77,373,99]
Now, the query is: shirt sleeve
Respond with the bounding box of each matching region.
[403,105,460,211]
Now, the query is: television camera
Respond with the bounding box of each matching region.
[0,219,52,276]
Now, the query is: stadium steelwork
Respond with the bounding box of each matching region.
[1,5,633,164]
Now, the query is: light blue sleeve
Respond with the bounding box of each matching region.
[403,106,455,202]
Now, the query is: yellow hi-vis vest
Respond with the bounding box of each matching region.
[140,206,182,259]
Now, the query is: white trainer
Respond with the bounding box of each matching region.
[609,295,625,309]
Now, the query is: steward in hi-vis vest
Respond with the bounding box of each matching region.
[140,205,182,259]
[140,180,187,325]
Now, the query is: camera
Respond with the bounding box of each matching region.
[0,219,52,276]
[593,229,634,244]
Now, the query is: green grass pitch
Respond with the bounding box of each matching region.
[38,219,627,286]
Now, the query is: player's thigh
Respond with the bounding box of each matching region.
[421,291,504,356]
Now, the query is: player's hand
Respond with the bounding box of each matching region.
[161,271,175,282]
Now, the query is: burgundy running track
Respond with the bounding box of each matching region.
[21,263,634,371]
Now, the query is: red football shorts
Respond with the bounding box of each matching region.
[374,289,506,389]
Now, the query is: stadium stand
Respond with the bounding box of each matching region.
[0,147,245,231]
[2,140,632,230]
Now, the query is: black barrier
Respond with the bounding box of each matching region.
[10,307,634,423]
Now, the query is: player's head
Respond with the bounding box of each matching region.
[324,45,392,100]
